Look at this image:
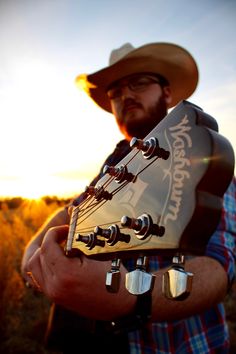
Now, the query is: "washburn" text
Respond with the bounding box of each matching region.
[164,115,192,224]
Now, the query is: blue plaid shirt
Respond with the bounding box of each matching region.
[74,140,236,353]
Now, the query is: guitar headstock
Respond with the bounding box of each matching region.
[65,100,234,296]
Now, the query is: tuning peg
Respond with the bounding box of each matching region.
[103,164,135,183]
[126,256,155,295]
[76,233,105,250]
[94,224,130,246]
[162,254,193,300]
[130,136,170,160]
[84,185,112,201]
[106,259,121,293]
[121,213,165,240]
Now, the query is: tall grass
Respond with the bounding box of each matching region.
[0,198,66,354]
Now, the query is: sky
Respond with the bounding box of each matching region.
[0,0,235,199]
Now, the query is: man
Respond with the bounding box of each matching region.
[21,42,236,353]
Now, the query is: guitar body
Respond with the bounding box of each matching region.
[65,101,235,260]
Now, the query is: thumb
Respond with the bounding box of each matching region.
[42,225,69,249]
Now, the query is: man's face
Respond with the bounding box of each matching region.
[108,73,172,140]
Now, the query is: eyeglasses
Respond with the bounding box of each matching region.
[107,75,162,99]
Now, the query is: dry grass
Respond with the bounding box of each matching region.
[0,198,65,354]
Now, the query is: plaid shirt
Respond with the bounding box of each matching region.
[73,140,236,353]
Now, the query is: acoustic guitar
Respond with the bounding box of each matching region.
[65,100,235,298]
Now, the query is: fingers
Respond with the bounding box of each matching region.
[40,225,70,269]
[24,247,43,291]
[42,225,69,250]
[23,225,69,292]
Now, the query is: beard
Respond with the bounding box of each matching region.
[119,95,168,140]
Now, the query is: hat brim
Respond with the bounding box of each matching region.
[75,42,198,112]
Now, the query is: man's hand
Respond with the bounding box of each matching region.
[24,225,136,320]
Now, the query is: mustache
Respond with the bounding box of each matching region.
[122,98,143,115]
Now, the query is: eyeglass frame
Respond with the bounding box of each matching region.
[106,73,169,100]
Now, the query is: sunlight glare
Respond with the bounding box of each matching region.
[0,58,122,199]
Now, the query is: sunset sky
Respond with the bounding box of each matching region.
[0,0,235,199]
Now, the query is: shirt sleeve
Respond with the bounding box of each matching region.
[205,176,236,287]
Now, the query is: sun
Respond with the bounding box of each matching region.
[5,174,55,200]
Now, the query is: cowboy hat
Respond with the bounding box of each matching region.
[75,42,198,112]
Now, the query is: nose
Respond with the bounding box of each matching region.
[119,84,135,100]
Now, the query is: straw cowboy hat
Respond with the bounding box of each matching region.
[75,42,198,112]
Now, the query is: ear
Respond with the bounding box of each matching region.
[163,86,172,107]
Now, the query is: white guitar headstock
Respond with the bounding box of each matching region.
[65,100,235,297]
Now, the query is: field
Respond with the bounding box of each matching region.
[0,197,236,353]
[0,197,66,354]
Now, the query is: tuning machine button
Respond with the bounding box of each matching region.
[103,164,135,183]
[162,254,193,300]
[94,224,130,245]
[130,137,170,160]
[106,259,121,293]
[126,256,155,295]
[121,213,165,240]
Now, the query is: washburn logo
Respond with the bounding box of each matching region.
[164,114,192,224]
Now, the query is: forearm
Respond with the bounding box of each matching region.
[85,256,227,322]
[49,256,226,322]
[96,256,228,322]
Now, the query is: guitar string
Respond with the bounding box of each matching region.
[73,149,141,221]
[75,145,150,220]
[76,220,122,233]
[94,148,140,191]
[70,170,133,230]
[75,180,130,227]
[73,155,159,227]
[71,155,158,237]
[74,174,114,210]
[75,181,119,219]
[72,155,160,237]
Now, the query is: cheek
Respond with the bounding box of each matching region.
[110,101,117,115]
[143,92,160,108]
[111,101,122,121]
[142,85,164,105]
